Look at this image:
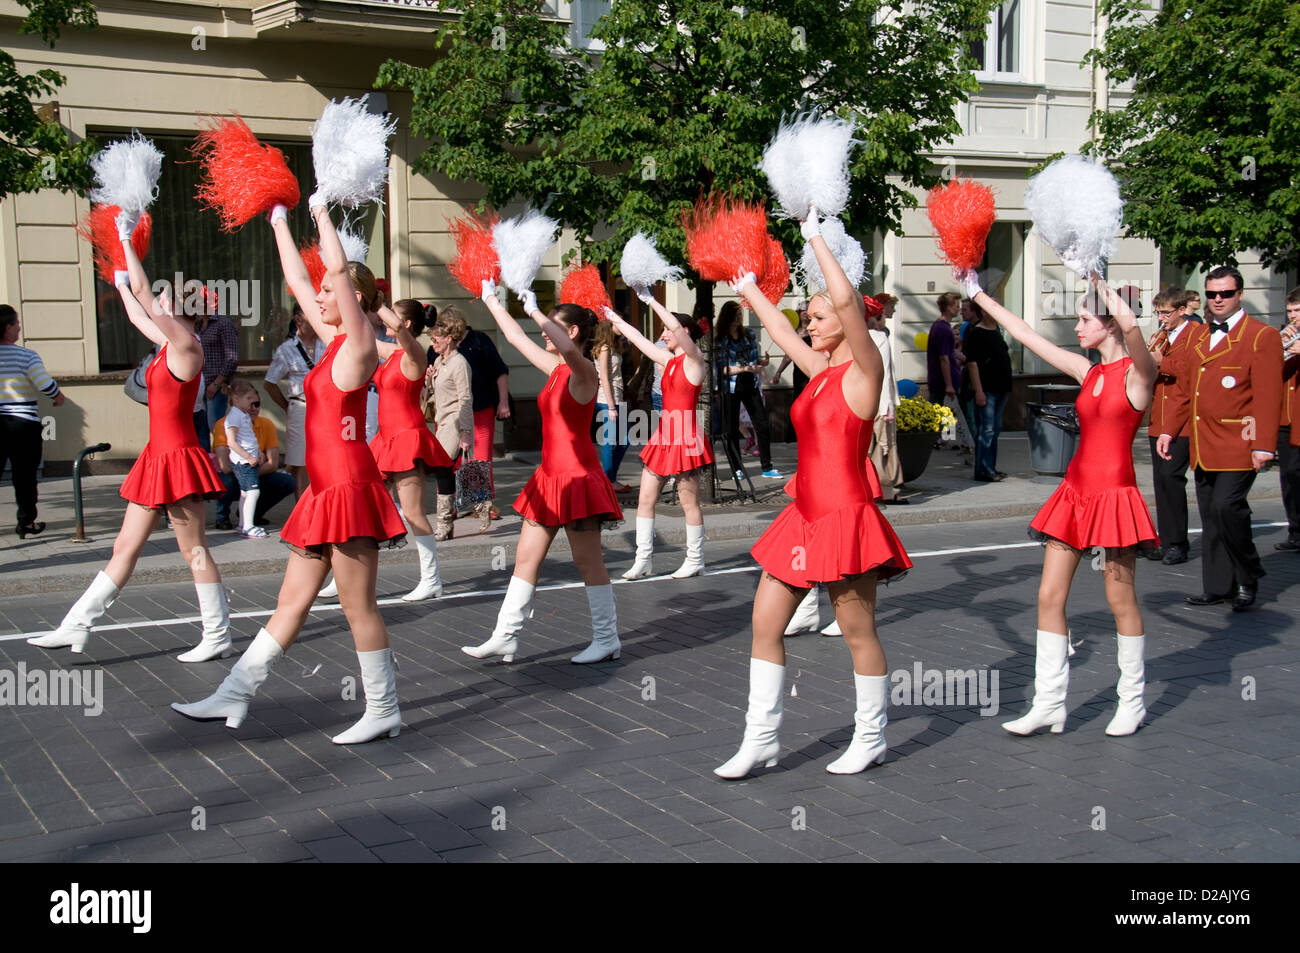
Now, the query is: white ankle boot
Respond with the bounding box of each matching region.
[171,628,283,729]
[402,533,443,601]
[462,576,533,661]
[671,523,705,578]
[784,588,820,635]
[572,584,620,663]
[1003,630,1070,735]
[715,658,785,779]
[826,674,889,773]
[622,517,655,579]
[178,582,234,663]
[1105,634,1146,736]
[317,573,339,600]
[28,571,120,652]
[332,648,402,744]
[820,619,842,636]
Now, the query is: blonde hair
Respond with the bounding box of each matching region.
[347,261,379,312]
[432,305,468,344]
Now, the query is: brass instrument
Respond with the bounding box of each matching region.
[1283,323,1300,356]
[1148,326,1171,357]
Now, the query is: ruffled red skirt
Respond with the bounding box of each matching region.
[369,426,453,477]
[641,433,715,476]
[280,480,407,549]
[514,468,623,526]
[1029,481,1159,550]
[751,500,911,586]
[119,445,224,507]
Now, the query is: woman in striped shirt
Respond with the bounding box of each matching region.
[0,305,64,537]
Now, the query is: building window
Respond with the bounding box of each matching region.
[90,132,385,371]
[570,0,611,50]
[971,0,1021,79]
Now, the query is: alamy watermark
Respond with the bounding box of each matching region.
[0,663,103,716]
[153,272,261,327]
[891,662,999,715]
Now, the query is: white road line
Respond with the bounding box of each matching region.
[2,521,1287,641]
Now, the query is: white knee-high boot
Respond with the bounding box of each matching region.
[171,628,283,729]
[671,523,705,578]
[572,584,620,663]
[462,576,534,661]
[1003,630,1070,735]
[402,533,443,602]
[826,674,889,773]
[332,648,401,744]
[178,582,234,663]
[784,588,820,635]
[623,517,655,579]
[1105,634,1146,736]
[715,658,785,779]
[28,571,120,652]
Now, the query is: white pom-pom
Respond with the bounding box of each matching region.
[338,224,369,263]
[88,132,163,218]
[761,113,857,221]
[620,232,683,291]
[798,217,866,291]
[310,97,397,210]
[492,208,558,293]
[1025,155,1123,277]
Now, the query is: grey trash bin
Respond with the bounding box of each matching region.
[1026,402,1079,476]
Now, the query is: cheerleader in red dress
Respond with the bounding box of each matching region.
[959,269,1157,738]
[29,219,231,663]
[602,296,713,580]
[172,202,408,745]
[461,282,624,665]
[367,299,453,602]
[716,209,913,779]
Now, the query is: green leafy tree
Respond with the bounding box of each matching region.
[0,0,99,199]
[380,0,996,303]
[1088,0,1300,273]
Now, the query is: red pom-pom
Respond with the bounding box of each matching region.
[926,177,996,271]
[77,204,152,282]
[192,115,300,231]
[300,241,326,293]
[447,213,500,293]
[559,263,610,315]
[862,295,884,319]
[757,237,790,305]
[682,194,770,283]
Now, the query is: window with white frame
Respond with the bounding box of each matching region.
[570,0,611,50]
[970,0,1022,79]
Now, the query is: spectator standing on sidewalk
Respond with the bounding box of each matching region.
[928,292,975,451]
[0,304,64,537]
[264,304,325,498]
[963,301,1013,483]
[196,301,239,448]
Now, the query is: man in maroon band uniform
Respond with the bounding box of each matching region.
[1156,266,1283,610]
[1146,288,1195,565]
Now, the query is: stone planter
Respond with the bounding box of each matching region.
[896,430,937,484]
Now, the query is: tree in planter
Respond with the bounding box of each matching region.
[1087,0,1299,274]
[1,0,99,199]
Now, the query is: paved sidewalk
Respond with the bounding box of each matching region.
[0,505,1295,863]
[1,433,1283,595]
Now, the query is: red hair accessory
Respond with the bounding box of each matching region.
[447,212,500,293]
[193,115,300,231]
[559,263,611,316]
[77,204,152,282]
[926,177,996,271]
[682,194,770,283]
[862,295,884,319]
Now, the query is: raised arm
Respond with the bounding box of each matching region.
[960,271,1092,383]
[734,279,822,379]
[270,206,332,343]
[314,204,376,390]
[521,293,597,395]
[117,213,157,314]
[480,282,558,375]
[113,272,167,349]
[805,220,877,384]
[603,308,670,367]
[376,303,428,380]
[1091,274,1157,407]
[642,295,704,365]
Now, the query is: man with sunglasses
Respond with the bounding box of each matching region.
[1156,266,1283,610]
[1146,287,1195,565]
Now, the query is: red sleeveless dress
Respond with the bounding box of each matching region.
[1030,357,1158,550]
[119,343,224,507]
[280,335,406,550]
[640,353,715,476]
[368,350,453,477]
[514,363,623,526]
[751,361,911,586]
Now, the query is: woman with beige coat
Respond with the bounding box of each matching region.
[426,306,481,537]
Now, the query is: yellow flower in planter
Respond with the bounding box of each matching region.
[896,397,956,434]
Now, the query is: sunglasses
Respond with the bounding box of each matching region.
[250,401,260,407]
[1203,290,1240,300]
